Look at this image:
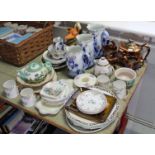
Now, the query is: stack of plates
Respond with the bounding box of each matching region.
[42,50,66,70]
[65,87,120,133]
[35,80,75,115]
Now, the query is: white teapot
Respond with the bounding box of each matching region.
[94,57,114,77]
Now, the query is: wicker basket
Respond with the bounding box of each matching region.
[0,21,54,66]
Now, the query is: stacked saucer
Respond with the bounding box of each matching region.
[35,79,75,115]
[65,87,120,133]
[42,50,66,70]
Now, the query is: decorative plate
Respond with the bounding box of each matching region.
[65,87,120,131]
[65,102,119,132]
[42,50,66,65]
[76,90,107,115]
[74,73,97,88]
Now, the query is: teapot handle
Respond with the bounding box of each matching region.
[141,43,150,60]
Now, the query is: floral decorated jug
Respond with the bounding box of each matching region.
[87,24,110,58]
[76,34,95,69]
[94,57,114,77]
[66,45,85,77]
[17,61,53,83]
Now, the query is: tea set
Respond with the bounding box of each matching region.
[42,37,67,70]
[2,23,148,133]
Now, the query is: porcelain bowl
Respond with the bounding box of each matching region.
[115,67,137,88]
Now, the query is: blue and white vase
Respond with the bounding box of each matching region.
[87,24,110,58]
[76,34,95,69]
[66,45,85,77]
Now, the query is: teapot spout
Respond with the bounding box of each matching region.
[44,61,53,72]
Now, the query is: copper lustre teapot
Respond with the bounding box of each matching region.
[118,39,150,61]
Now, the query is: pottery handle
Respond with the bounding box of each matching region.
[142,43,150,60]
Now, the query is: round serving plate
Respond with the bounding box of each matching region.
[65,88,120,130]
[74,73,97,88]
[76,90,107,115]
[43,50,66,65]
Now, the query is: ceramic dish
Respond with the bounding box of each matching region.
[65,87,119,130]
[66,117,102,134]
[40,80,69,99]
[74,73,97,88]
[115,67,137,88]
[76,90,107,115]
[65,100,119,131]
[43,50,66,65]
[17,69,57,93]
[40,80,75,107]
[35,100,64,115]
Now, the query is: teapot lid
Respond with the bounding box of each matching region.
[26,62,43,73]
[97,57,109,66]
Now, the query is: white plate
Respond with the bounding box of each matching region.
[53,64,66,70]
[66,117,102,134]
[74,73,97,88]
[43,50,66,65]
[76,90,107,115]
[35,100,64,115]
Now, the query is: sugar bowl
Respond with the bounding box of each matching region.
[94,57,114,77]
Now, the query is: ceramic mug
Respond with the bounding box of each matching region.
[66,45,85,77]
[113,80,126,99]
[76,34,95,69]
[87,24,110,58]
[20,88,36,107]
[3,80,19,99]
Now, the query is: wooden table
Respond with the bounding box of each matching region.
[0,56,147,134]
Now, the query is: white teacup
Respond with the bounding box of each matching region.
[113,80,126,99]
[20,88,36,107]
[97,74,111,89]
[3,80,19,99]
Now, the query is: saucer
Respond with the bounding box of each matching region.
[76,90,107,115]
[74,73,97,88]
[43,50,66,65]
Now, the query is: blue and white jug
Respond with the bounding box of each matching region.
[87,24,110,58]
[76,34,95,69]
[66,45,85,77]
